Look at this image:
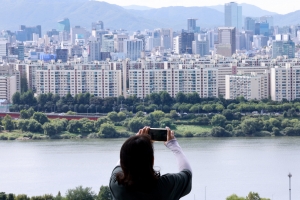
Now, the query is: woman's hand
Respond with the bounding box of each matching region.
[136,126,150,136]
[165,127,175,145]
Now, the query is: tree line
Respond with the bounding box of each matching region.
[0,188,270,200]
[10,91,300,114]
[0,185,112,200]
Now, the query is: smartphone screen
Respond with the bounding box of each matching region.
[149,128,167,141]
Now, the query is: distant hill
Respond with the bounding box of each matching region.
[123,5,153,10]
[209,3,278,17]
[0,0,298,33]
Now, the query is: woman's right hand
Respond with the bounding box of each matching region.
[165,127,175,145]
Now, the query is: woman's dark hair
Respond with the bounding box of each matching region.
[116,135,160,189]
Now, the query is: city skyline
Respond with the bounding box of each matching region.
[102,0,298,14]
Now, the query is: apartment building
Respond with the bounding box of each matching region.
[225,71,269,100]
[270,64,300,101]
[0,64,20,101]
[33,62,122,98]
[128,66,202,98]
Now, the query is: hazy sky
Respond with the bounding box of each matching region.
[99,0,298,14]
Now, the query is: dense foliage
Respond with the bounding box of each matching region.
[226,192,270,200]
[0,185,112,200]
[10,91,300,115]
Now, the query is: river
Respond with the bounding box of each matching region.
[0,137,300,200]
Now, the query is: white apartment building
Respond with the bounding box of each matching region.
[270,64,300,101]
[128,67,202,98]
[202,68,218,98]
[225,72,269,100]
[32,62,122,98]
[0,64,20,101]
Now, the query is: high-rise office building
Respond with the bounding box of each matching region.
[0,39,7,59]
[260,16,274,27]
[92,21,104,30]
[260,22,269,37]
[101,34,114,52]
[187,18,198,33]
[272,34,295,58]
[179,32,194,54]
[56,49,68,62]
[114,34,129,52]
[17,43,24,61]
[71,26,87,44]
[160,29,173,50]
[16,25,42,41]
[58,18,71,33]
[224,2,242,30]
[253,35,268,49]
[244,17,255,32]
[89,41,101,61]
[124,39,143,61]
[192,39,209,56]
[217,27,236,57]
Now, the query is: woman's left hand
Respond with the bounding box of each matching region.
[136,126,150,136]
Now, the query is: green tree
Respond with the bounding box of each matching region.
[94,117,110,131]
[15,194,30,200]
[65,186,95,200]
[32,112,49,125]
[7,194,14,200]
[226,194,245,200]
[215,104,225,112]
[67,120,82,133]
[222,109,235,120]
[54,191,62,200]
[20,110,30,119]
[27,107,35,117]
[211,114,226,127]
[98,123,119,138]
[3,115,14,132]
[117,112,126,121]
[150,110,165,122]
[18,119,29,132]
[12,92,21,105]
[160,91,172,105]
[97,186,112,200]
[20,75,28,93]
[43,123,56,136]
[246,192,270,200]
[202,104,213,113]
[0,192,6,200]
[27,119,42,133]
[186,92,200,104]
[127,117,150,132]
[175,92,186,103]
[211,126,231,137]
[241,118,262,135]
[79,118,95,134]
[107,111,119,122]
[135,111,145,118]
[169,110,179,119]
[149,93,161,105]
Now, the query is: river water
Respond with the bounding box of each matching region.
[0,137,300,200]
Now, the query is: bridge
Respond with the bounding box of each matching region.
[0,112,104,121]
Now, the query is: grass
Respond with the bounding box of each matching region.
[175,125,212,135]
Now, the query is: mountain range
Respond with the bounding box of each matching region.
[1,0,300,33]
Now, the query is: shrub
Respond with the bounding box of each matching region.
[183,131,194,137]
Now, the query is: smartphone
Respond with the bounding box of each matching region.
[149,128,167,141]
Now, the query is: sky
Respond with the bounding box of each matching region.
[98,0,299,14]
